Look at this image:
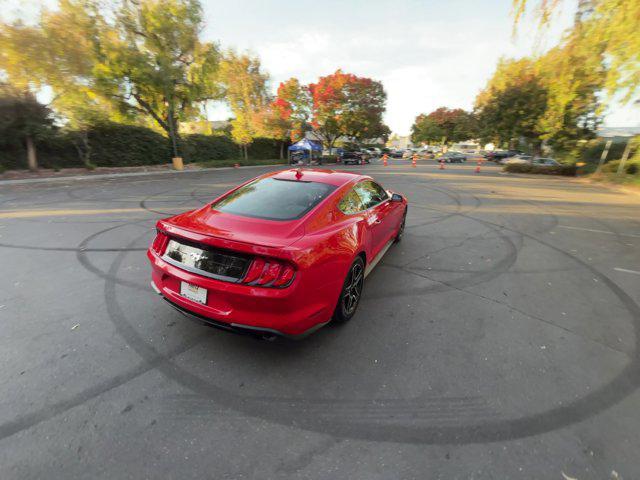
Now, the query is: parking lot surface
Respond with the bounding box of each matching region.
[1,159,639,479]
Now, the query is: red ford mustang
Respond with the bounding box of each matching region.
[148,168,407,339]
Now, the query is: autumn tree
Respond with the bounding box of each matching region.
[254,78,311,158]
[309,70,387,152]
[254,102,290,159]
[275,78,312,142]
[219,51,269,159]
[0,0,222,162]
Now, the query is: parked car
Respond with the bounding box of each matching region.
[440,152,467,163]
[148,169,408,338]
[340,151,370,165]
[503,154,532,165]
[390,150,404,158]
[532,157,560,167]
[289,151,324,165]
[487,150,522,162]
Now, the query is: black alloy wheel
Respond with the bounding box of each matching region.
[394,209,407,243]
[333,257,365,323]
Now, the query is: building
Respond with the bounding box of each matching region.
[180,120,231,135]
[386,134,413,150]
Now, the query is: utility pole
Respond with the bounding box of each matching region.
[595,140,612,174]
[616,140,633,176]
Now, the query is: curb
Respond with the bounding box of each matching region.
[574,177,640,199]
[0,163,288,186]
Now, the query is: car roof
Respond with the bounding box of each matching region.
[266,168,369,187]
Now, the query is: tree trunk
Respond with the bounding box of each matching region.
[166,105,180,159]
[168,121,180,159]
[244,144,249,160]
[72,130,93,169]
[26,135,38,171]
[280,141,284,160]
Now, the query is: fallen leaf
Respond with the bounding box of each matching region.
[71,324,80,330]
[562,472,578,480]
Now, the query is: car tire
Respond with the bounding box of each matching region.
[333,256,365,323]
[394,208,407,243]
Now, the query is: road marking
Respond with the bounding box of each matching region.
[0,207,183,219]
[558,225,640,238]
[614,268,640,276]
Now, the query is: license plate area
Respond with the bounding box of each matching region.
[180,281,208,304]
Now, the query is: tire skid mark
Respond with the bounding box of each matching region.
[3,169,639,446]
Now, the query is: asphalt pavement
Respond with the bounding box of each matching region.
[1,158,639,479]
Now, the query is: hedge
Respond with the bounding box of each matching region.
[503,163,577,176]
[601,159,640,175]
[0,123,285,170]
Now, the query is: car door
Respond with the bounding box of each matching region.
[353,180,392,258]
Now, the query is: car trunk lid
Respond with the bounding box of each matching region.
[162,206,306,249]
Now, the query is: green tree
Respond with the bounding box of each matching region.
[0,0,222,161]
[535,37,604,153]
[410,107,477,145]
[476,40,604,155]
[219,51,269,159]
[0,84,54,170]
[513,0,640,103]
[475,58,548,151]
[339,76,387,143]
[411,115,445,145]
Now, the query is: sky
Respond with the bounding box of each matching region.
[2,0,637,134]
[200,0,637,135]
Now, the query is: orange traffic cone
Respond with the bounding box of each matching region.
[411,154,417,168]
[475,159,481,173]
[439,159,445,170]
[234,163,240,168]
[383,154,388,167]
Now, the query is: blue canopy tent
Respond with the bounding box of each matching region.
[288,139,323,165]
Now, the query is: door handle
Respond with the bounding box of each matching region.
[374,219,382,224]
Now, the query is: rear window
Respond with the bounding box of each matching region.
[212,177,336,220]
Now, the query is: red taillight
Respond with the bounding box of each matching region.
[151,230,168,255]
[243,258,265,284]
[272,264,295,287]
[242,257,295,288]
[256,262,281,285]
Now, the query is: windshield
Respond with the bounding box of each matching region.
[211,177,336,221]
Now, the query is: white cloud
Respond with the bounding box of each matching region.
[205,1,637,134]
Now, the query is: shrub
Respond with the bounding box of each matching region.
[183,134,238,162]
[601,159,640,175]
[247,137,284,160]
[503,163,576,176]
[87,123,171,167]
[0,122,290,171]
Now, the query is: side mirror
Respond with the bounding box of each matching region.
[391,193,403,202]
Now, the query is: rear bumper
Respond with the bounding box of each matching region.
[155,289,327,340]
[148,249,333,337]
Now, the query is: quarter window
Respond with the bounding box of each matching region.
[353,181,389,209]
[338,188,365,214]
